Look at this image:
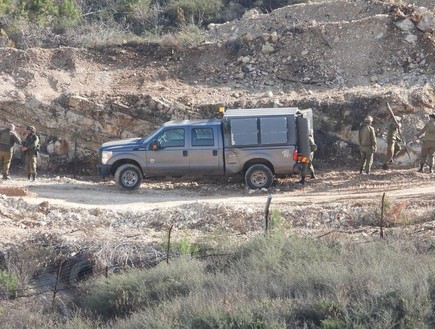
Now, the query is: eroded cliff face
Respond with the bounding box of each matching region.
[1,0,435,174]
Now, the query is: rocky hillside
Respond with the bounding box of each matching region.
[1,0,435,174]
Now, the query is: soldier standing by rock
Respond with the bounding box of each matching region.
[358,116,377,174]
[382,116,402,170]
[21,125,40,181]
[416,113,435,174]
[0,124,21,180]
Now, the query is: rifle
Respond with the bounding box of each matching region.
[386,102,411,160]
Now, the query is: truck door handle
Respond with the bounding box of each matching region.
[213,150,217,156]
[183,150,188,157]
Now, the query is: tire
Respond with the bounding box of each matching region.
[245,164,273,189]
[114,164,142,190]
[68,259,93,285]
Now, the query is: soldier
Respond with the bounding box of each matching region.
[0,124,21,180]
[297,133,317,185]
[358,116,377,174]
[382,116,402,170]
[21,125,40,181]
[416,113,435,173]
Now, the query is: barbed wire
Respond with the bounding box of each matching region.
[0,246,236,301]
[0,193,395,301]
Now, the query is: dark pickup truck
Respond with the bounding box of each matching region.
[97,107,313,190]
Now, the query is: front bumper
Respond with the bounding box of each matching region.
[97,163,112,177]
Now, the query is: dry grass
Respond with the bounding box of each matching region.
[0,186,33,197]
[387,200,410,225]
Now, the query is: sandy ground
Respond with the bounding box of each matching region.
[0,167,433,249]
[0,168,432,210]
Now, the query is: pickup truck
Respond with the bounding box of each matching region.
[97,107,313,190]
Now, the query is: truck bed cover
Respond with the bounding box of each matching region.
[224,108,301,117]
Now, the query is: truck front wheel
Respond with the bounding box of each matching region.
[114,164,142,190]
[245,164,273,189]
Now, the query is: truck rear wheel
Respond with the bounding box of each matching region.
[114,164,142,190]
[245,164,273,189]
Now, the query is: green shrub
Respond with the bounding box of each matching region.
[172,23,206,47]
[0,270,18,298]
[16,0,57,22]
[80,256,208,319]
[3,235,435,328]
[57,0,81,25]
[321,318,346,329]
[172,230,201,255]
[0,0,315,48]
[0,0,12,15]
[269,209,287,232]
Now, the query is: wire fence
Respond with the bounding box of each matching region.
[0,193,396,302]
[0,247,234,301]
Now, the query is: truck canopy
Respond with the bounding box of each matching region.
[222,107,313,154]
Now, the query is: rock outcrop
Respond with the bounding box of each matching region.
[0,0,435,173]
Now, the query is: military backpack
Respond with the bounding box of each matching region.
[0,128,10,146]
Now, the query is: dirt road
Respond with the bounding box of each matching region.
[0,167,433,248]
[1,167,433,210]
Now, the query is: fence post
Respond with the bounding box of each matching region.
[265,195,273,235]
[73,128,78,179]
[52,259,64,303]
[167,225,173,264]
[380,193,385,239]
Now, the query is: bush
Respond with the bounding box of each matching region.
[80,256,208,319]
[0,0,12,16]
[1,235,434,328]
[0,0,314,48]
[75,235,435,328]
[163,0,223,27]
[0,270,18,298]
[15,0,81,25]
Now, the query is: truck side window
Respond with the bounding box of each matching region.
[157,128,185,148]
[192,128,214,146]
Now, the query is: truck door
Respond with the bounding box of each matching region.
[188,126,222,174]
[146,127,189,175]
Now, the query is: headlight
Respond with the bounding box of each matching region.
[101,151,113,164]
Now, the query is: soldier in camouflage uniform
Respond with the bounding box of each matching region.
[358,116,377,174]
[297,134,317,185]
[416,113,435,173]
[21,126,40,181]
[382,116,402,170]
[0,124,21,180]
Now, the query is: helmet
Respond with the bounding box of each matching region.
[26,125,36,133]
[364,116,373,123]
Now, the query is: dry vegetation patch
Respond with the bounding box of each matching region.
[0,186,33,197]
